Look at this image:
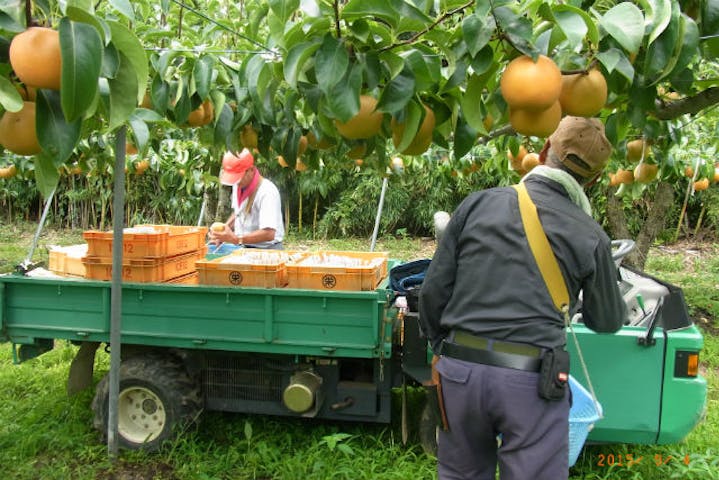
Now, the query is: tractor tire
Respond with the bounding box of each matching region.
[91,354,202,451]
[419,402,439,457]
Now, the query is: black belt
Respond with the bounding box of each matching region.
[440,339,543,372]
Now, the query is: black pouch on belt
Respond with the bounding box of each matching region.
[538,347,570,401]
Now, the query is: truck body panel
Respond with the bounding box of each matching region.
[0,275,392,359]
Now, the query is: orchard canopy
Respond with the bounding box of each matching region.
[0,0,718,199]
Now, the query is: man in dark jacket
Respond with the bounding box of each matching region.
[419,116,627,480]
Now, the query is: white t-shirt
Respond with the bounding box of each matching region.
[231,178,284,248]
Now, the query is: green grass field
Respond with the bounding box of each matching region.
[0,223,716,479]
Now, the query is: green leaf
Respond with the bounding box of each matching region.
[395,0,433,34]
[36,89,81,164]
[284,41,321,89]
[597,47,635,83]
[0,1,24,32]
[150,77,170,114]
[65,0,95,12]
[553,9,587,50]
[441,60,467,94]
[600,3,644,54]
[65,6,111,44]
[377,66,415,114]
[349,19,370,43]
[107,51,139,130]
[379,51,404,79]
[101,43,120,79]
[268,0,299,23]
[453,113,477,160]
[284,17,332,47]
[643,4,680,84]
[209,90,225,125]
[127,113,149,151]
[393,100,422,153]
[552,4,599,46]
[400,48,438,92]
[245,55,272,115]
[336,443,354,455]
[34,153,60,199]
[59,17,103,122]
[668,14,699,79]
[460,74,488,134]
[132,108,163,123]
[462,13,492,58]
[214,103,234,148]
[326,64,362,122]
[703,0,719,35]
[362,52,382,91]
[315,34,349,94]
[640,0,672,45]
[341,0,399,30]
[109,0,135,22]
[244,420,252,441]
[193,56,214,100]
[494,6,538,58]
[0,76,23,112]
[107,20,149,103]
[470,45,494,76]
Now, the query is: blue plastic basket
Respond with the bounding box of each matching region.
[568,376,603,467]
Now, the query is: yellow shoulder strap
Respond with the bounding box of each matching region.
[512,183,569,312]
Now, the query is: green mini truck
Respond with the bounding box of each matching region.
[0,241,707,454]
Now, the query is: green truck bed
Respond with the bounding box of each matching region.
[0,274,393,359]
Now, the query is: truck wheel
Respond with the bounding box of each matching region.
[91,355,202,451]
[419,402,439,457]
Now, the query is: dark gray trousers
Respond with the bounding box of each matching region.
[435,356,570,480]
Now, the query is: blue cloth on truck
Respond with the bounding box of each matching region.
[389,259,431,293]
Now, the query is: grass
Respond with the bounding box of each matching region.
[0,222,717,479]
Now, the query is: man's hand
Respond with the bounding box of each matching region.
[208,224,239,245]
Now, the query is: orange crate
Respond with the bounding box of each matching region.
[164,271,199,285]
[83,225,208,259]
[48,244,88,277]
[196,250,301,288]
[286,251,389,291]
[82,249,205,283]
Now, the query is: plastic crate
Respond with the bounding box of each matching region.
[196,250,301,288]
[83,225,208,259]
[48,244,88,277]
[82,249,206,283]
[286,251,389,291]
[568,376,603,467]
[164,271,199,285]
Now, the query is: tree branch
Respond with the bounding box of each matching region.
[477,124,515,144]
[654,87,719,120]
[379,0,474,52]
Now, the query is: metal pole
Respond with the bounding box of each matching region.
[370,176,389,252]
[20,186,56,271]
[108,126,126,458]
[197,194,207,227]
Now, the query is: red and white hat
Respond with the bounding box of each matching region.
[219,148,254,186]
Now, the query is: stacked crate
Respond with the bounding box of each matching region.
[81,225,208,283]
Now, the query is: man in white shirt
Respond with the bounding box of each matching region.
[209,149,285,249]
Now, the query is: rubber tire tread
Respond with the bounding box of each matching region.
[91,354,202,451]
